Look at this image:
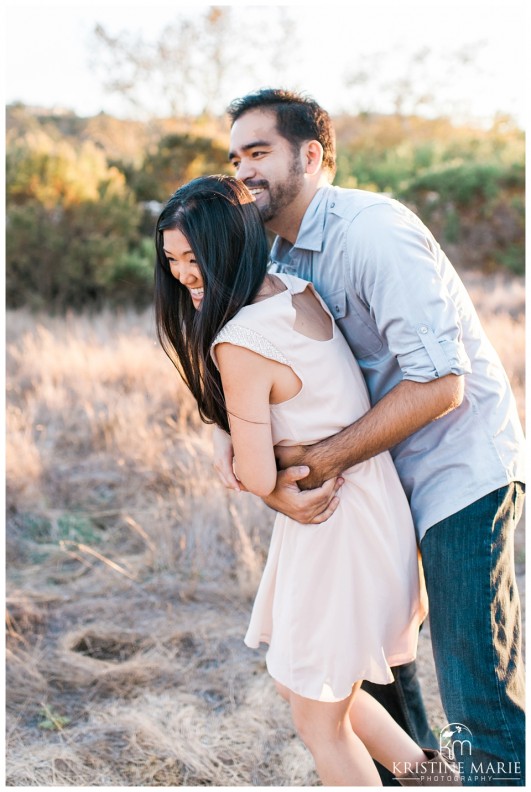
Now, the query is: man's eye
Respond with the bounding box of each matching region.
[252,151,266,158]
[231,160,240,169]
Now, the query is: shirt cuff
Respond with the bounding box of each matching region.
[398,324,472,382]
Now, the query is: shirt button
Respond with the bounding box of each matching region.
[419,325,428,334]
[330,202,335,208]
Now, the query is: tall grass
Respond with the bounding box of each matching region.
[5,271,525,785]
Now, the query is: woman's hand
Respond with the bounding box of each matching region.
[212,425,245,491]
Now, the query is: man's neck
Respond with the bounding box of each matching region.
[267,178,330,244]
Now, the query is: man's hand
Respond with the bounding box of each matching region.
[263,466,343,524]
[212,425,244,491]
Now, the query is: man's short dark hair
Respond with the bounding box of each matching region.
[227,88,336,177]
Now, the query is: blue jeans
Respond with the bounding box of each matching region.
[363,483,525,786]
[420,483,525,786]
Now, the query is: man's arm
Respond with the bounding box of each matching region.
[275,374,464,489]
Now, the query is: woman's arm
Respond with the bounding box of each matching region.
[215,342,278,498]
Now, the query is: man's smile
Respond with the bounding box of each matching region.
[246,183,267,198]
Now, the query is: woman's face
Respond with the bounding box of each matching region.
[163,228,204,310]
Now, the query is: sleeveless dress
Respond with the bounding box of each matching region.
[212,272,428,703]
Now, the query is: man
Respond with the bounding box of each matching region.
[214,88,525,786]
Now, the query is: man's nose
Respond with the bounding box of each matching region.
[237,158,255,183]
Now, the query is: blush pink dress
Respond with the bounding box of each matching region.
[212,272,428,702]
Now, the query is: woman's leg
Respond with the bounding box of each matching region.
[276,681,380,786]
[348,688,428,774]
[275,681,430,784]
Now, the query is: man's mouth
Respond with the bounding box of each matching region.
[247,184,267,198]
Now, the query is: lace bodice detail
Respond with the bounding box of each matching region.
[212,323,292,367]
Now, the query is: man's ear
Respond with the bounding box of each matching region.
[304,140,324,175]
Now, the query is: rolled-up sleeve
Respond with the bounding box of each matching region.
[345,202,472,382]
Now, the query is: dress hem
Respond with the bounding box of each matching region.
[244,634,419,702]
[264,652,419,702]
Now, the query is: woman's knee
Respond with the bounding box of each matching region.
[289,696,350,754]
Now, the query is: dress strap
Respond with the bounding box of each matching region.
[211,323,292,369]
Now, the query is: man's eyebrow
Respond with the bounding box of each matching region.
[228,139,272,160]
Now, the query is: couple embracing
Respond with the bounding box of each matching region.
[154,89,525,787]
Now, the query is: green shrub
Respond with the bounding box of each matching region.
[494,245,525,276]
[132,133,230,202]
[7,196,143,311]
[399,161,524,206]
[6,133,146,311]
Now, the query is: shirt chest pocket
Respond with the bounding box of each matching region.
[323,288,383,359]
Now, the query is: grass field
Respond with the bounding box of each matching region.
[5,269,525,786]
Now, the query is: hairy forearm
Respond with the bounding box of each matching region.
[288,375,464,489]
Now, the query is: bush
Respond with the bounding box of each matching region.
[6,133,150,312]
[7,197,145,311]
[132,133,230,202]
[398,161,524,207]
[6,107,525,312]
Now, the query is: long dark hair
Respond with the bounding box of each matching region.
[155,175,269,433]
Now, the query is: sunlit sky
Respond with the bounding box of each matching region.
[3,0,529,125]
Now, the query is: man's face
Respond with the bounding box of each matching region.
[229,109,305,224]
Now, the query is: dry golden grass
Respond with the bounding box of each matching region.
[5,271,525,786]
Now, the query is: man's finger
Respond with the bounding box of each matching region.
[293,479,343,523]
[312,476,342,499]
[308,495,341,524]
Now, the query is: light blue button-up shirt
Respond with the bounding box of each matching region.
[270,185,525,539]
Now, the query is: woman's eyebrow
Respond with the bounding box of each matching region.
[163,248,193,257]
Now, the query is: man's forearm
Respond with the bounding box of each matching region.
[290,375,464,489]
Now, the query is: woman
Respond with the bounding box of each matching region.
[154,175,459,787]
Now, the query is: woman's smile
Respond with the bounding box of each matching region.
[189,286,204,308]
[162,227,204,309]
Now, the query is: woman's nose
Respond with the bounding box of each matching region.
[174,262,196,285]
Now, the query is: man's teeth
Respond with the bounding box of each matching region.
[249,188,264,195]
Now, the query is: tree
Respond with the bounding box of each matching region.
[343,42,489,121]
[91,6,298,119]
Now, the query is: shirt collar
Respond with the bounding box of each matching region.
[271,186,331,260]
